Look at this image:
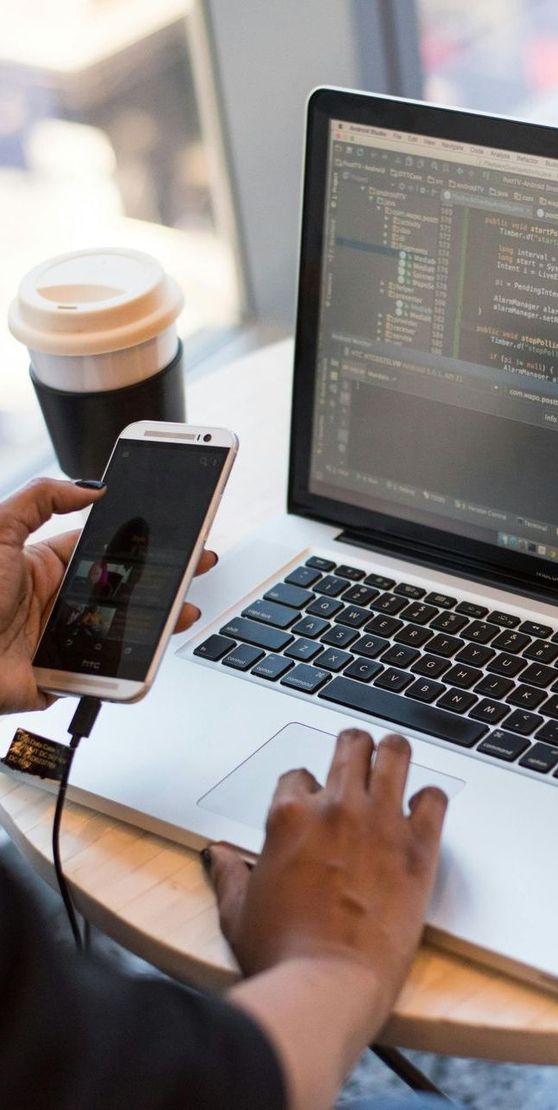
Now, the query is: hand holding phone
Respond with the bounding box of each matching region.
[33,422,237,702]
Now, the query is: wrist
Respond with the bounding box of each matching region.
[229,956,390,1110]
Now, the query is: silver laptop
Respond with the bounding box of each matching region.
[5,87,558,992]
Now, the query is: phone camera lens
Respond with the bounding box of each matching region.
[203,433,212,442]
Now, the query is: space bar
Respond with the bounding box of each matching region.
[318,676,487,747]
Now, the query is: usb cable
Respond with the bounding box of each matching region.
[52,696,102,949]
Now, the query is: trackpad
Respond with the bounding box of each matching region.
[198,723,465,833]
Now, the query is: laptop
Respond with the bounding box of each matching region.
[4,87,558,992]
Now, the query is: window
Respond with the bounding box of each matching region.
[418,0,558,120]
[0,0,243,487]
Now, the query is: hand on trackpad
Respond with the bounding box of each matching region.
[198,722,465,833]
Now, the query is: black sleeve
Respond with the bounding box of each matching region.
[0,858,287,1110]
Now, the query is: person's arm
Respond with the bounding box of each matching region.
[0,854,285,1110]
[0,478,446,1109]
[208,730,447,1110]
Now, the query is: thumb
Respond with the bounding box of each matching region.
[0,478,106,546]
[204,843,251,946]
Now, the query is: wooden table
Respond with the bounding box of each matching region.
[2,338,558,1064]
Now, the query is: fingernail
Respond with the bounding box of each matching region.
[200,847,213,874]
[74,479,106,490]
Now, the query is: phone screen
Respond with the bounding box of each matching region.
[34,439,229,681]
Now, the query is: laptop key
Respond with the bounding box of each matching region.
[393,582,426,599]
[425,592,457,609]
[443,664,482,689]
[364,573,395,590]
[341,584,379,606]
[426,633,464,658]
[519,742,558,774]
[504,710,543,736]
[220,617,292,652]
[519,662,556,688]
[291,615,329,638]
[314,648,352,672]
[506,684,546,710]
[488,611,520,629]
[469,699,509,724]
[477,731,530,762]
[536,720,558,747]
[194,634,236,661]
[264,582,312,608]
[539,694,558,720]
[374,668,413,692]
[487,652,527,678]
[461,620,499,644]
[318,676,486,747]
[321,625,359,648]
[394,624,433,648]
[518,621,553,639]
[370,592,408,615]
[364,614,403,638]
[382,644,420,668]
[399,602,438,625]
[429,611,469,635]
[455,643,494,667]
[405,678,445,704]
[335,605,371,628]
[351,634,389,658]
[222,644,264,671]
[242,599,299,628]
[474,673,514,698]
[285,565,322,588]
[281,664,330,693]
[491,630,531,654]
[437,688,477,714]
[522,639,558,664]
[306,556,335,571]
[344,657,383,683]
[411,654,450,678]
[251,654,293,681]
[455,601,489,619]
[285,637,322,661]
[306,595,344,618]
[313,574,347,597]
[335,564,365,581]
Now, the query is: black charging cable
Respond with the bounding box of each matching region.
[52,696,102,950]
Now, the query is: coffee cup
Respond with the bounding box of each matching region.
[8,248,186,478]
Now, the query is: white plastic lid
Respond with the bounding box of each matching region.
[8,248,184,356]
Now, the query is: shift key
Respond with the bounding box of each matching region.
[220,616,293,652]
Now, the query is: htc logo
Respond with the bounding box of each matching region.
[82,659,101,670]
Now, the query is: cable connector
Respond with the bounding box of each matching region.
[68,695,102,740]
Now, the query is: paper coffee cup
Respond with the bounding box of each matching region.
[8,248,186,477]
[8,247,184,391]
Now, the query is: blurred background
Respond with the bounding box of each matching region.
[1,0,558,486]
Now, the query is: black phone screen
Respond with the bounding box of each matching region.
[34,439,229,681]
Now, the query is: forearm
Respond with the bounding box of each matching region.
[229,957,389,1110]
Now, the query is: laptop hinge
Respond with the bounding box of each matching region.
[336,528,558,606]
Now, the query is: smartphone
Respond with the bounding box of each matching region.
[33,421,238,703]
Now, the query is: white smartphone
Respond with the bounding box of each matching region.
[33,421,238,703]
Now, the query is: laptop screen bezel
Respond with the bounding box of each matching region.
[288,86,558,599]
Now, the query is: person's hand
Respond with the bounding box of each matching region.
[206,728,447,1022]
[0,478,217,714]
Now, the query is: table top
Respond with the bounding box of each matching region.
[2,338,558,1064]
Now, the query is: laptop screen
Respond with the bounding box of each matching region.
[291,89,558,594]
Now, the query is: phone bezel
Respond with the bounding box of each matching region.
[33,421,238,703]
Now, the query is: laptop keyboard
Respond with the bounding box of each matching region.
[191,556,558,782]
